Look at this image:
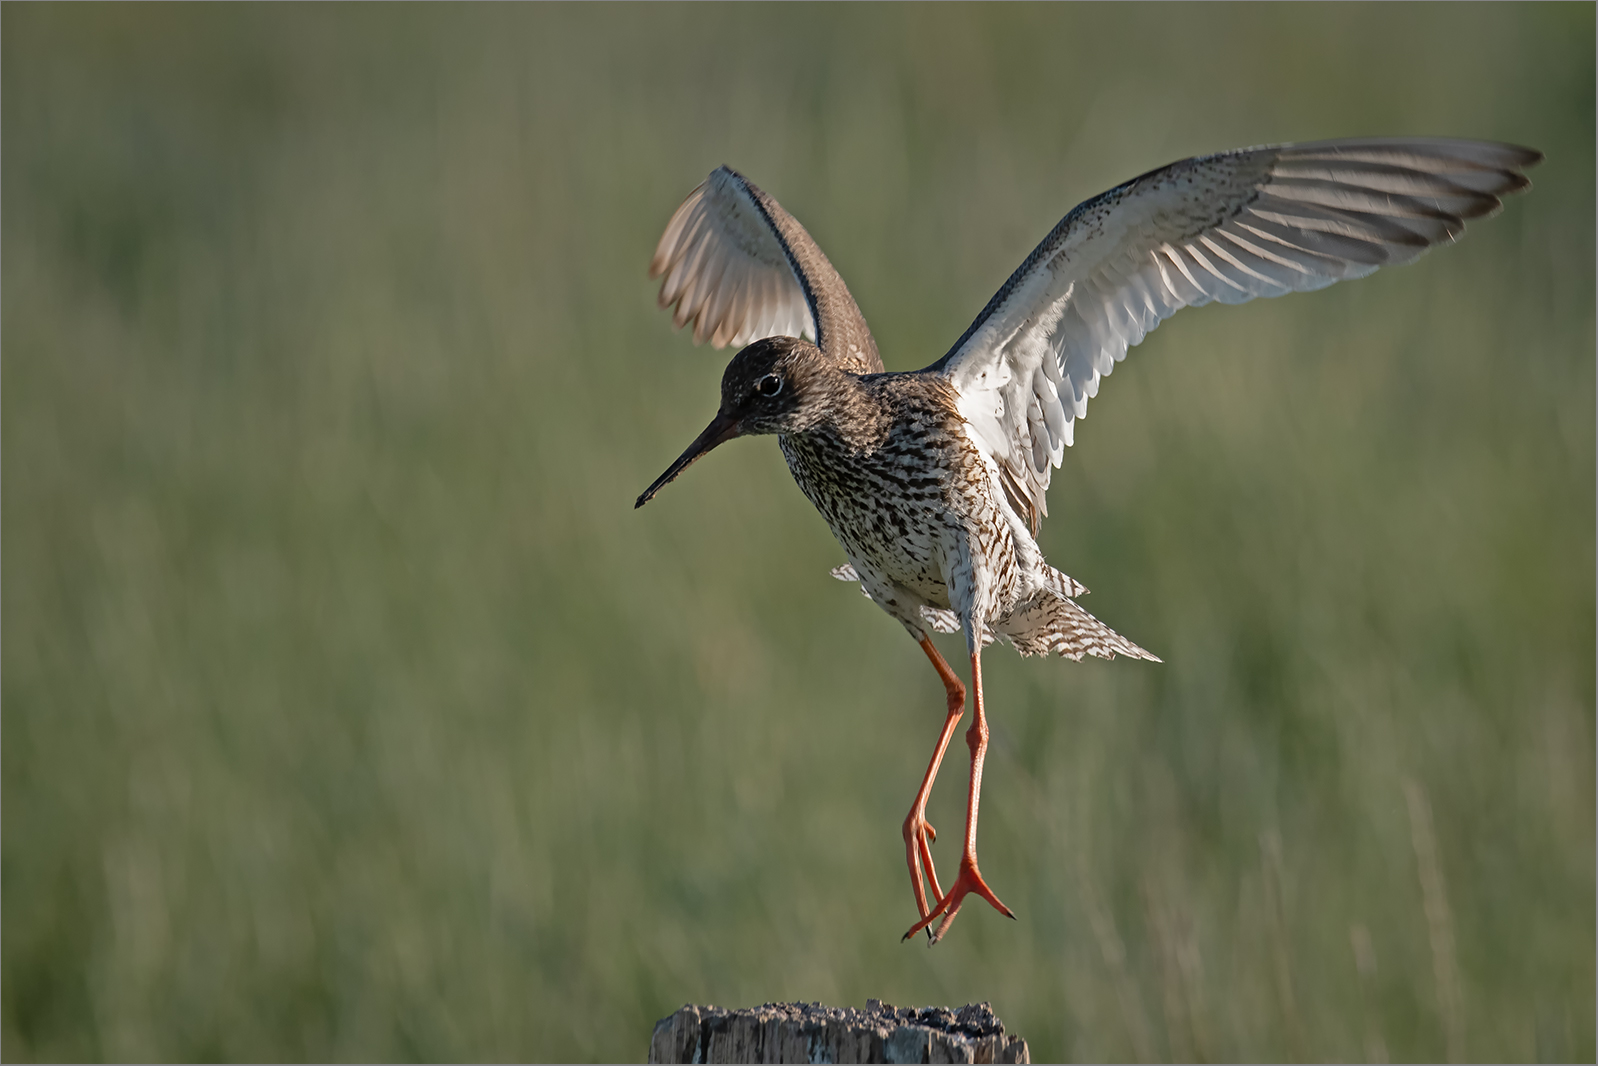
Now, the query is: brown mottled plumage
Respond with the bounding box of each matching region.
[636,140,1540,943]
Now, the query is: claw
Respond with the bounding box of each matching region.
[901,857,1014,944]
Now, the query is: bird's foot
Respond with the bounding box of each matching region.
[901,855,1014,945]
[903,812,944,939]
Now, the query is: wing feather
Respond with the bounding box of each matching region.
[932,137,1541,535]
[650,167,883,373]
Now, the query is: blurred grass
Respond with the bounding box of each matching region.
[2,3,1592,1061]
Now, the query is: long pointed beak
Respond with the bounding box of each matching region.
[635,412,742,508]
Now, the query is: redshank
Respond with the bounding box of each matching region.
[634,139,1540,943]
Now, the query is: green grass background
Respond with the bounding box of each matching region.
[4,3,1593,1061]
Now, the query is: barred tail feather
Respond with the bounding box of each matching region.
[997,593,1160,662]
[1043,564,1089,599]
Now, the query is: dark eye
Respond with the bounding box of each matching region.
[756,374,784,398]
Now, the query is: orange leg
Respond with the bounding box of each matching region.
[902,646,1016,944]
[903,636,966,929]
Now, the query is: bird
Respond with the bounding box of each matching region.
[633,138,1540,944]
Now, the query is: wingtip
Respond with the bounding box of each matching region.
[1511,144,1546,168]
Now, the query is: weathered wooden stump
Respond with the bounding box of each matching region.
[648,999,1029,1064]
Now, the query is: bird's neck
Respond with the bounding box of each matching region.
[794,372,891,452]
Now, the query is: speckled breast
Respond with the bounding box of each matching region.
[778,397,984,607]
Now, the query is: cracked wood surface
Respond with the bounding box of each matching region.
[648,1000,1029,1064]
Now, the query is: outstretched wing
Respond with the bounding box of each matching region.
[930,138,1542,534]
[650,166,883,374]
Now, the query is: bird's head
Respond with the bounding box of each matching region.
[635,336,838,508]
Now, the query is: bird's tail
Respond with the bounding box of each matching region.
[996,568,1160,662]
